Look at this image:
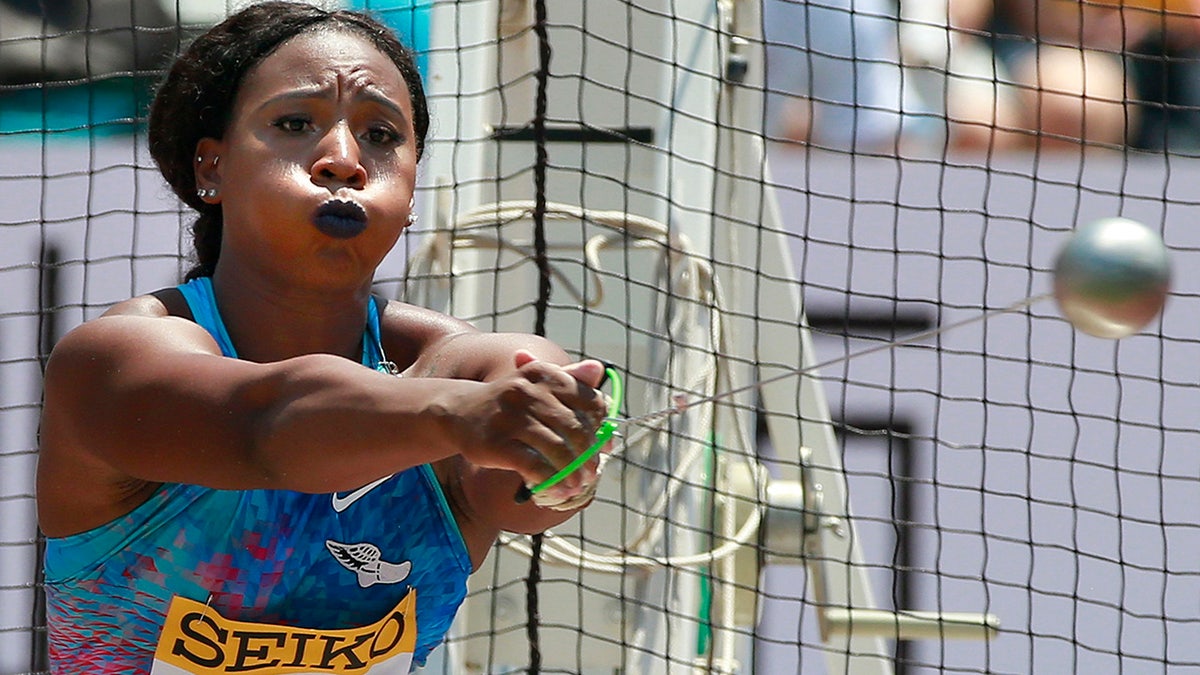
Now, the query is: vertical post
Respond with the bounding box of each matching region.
[31,240,61,673]
[525,2,553,673]
[839,415,917,674]
[892,421,914,675]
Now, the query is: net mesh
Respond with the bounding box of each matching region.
[3,1,1200,674]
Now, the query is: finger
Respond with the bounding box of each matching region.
[513,423,597,488]
[513,361,607,424]
[514,356,573,387]
[561,358,606,388]
[524,441,607,509]
[572,405,603,436]
[512,432,606,507]
[539,363,608,414]
[490,440,562,490]
[524,393,599,452]
[513,349,539,370]
[596,437,616,456]
[530,480,599,511]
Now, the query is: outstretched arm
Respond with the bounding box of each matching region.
[38,305,605,540]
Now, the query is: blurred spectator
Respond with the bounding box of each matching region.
[900,0,1028,151]
[765,0,931,153]
[765,0,1142,154]
[998,0,1200,152]
[1116,0,1200,150]
[901,0,1134,152]
[902,0,1200,154]
[990,0,1141,150]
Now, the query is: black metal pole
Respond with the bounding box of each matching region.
[525,1,553,672]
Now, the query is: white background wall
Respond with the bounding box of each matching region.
[757,147,1200,674]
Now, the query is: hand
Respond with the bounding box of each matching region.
[447,350,609,504]
[526,355,617,510]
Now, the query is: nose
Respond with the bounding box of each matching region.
[311,122,366,190]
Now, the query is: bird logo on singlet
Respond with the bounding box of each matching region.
[325,540,412,588]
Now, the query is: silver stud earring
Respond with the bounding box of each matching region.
[407,212,419,225]
[407,197,417,224]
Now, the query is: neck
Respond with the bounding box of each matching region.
[209,264,373,364]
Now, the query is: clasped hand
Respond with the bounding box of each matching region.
[451,350,611,509]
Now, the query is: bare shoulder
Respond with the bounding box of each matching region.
[37,293,221,536]
[375,299,476,373]
[119,285,203,318]
[376,299,572,379]
[377,299,475,339]
[104,293,172,318]
[48,293,218,373]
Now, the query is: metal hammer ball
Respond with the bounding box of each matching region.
[1053,217,1171,339]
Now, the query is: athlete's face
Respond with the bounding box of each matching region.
[199,29,418,291]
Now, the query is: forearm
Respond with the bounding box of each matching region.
[245,354,469,493]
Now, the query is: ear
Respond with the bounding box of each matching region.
[194,137,225,203]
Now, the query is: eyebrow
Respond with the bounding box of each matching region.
[257,84,409,124]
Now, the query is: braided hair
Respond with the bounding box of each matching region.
[148,1,429,280]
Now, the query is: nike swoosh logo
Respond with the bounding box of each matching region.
[331,476,392,512]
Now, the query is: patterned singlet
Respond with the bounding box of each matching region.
[44,277,472,674]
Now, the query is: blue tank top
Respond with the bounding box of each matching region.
[44,278,472,673]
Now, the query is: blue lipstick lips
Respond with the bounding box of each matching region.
[314,200,368,239]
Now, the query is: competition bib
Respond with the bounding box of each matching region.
[150,591,416,674]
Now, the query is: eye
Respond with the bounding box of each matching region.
[272,115,313,134]
[364,125,403,147]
